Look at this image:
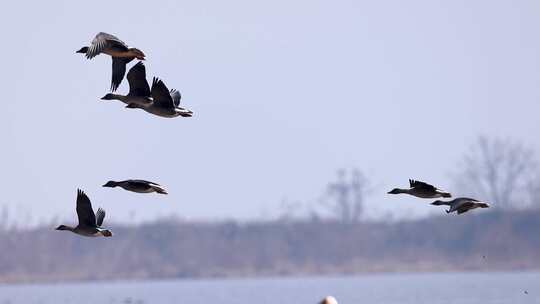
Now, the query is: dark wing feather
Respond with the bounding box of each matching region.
[457,205,473,214]
[129,179,160,186]
[76,189,97,227]
[95,208,106,227]
[409,179,437,191]
[150,77,174,108]
[127,62,151,97]
[86,32,128,59]
[170,89,181,107]
[111,57,133,92]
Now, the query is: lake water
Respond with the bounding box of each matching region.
[0,272,538,304]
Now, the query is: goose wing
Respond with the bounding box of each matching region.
[86,32,128,59]
[457,207,471,215]
[456,200,477,214]
[95,208,106,227]
[127,62,151,97]
[76,189,97,227]
[130,179,161,186]
[409,179,437,191]
[170,89,181,107]
[455,197,479,207]
[111,57,133,92]
[150,77,174,108]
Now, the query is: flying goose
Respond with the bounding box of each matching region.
[55,189,113,237]
[76,32,146,91]
[100,61,153,107]
[125,77,193,118]
[431,197,489,214]
[319,296,338,304]
[103,179,168,194]
[388,179,451,199]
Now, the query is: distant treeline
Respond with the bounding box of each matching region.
[0,209,539,283]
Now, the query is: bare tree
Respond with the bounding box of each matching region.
[452,136,538,210]
[326,168,370,223]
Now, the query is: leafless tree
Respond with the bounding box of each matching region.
[452,136,538,210]
[326,168,370,223]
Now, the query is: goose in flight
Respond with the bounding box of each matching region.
[431,197,489,214]
[388,179,451,199]
[126,77,193,118]
[103,179,168,194]
[100,61,153,107]
[55,189,113,237]
[76,32,146,91]
[319,296,338,304]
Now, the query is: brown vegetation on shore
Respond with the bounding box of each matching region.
[0,209,539,283]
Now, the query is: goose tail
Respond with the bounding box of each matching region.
[441,192,452,198]
[155,187,168,195]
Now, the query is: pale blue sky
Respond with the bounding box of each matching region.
[1,0,540,225]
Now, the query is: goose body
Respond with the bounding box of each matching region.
[388,179,451,199]
[76,32,146,91]
[101,61,153,107]
[126,77,193,118]
[103,179,168,194]
[55,189,113,237]
[431,197,490,214]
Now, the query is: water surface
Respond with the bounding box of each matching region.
[0,272,538,304]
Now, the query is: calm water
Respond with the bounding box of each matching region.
[0,272,538,304]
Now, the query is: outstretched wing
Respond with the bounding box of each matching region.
[150,77,174,108]
[86,32,128,59]
[409,179,437,191]
[170,89,181,107]
[130,179,161,186]
[127,62,151,97]
[456,202,475,214]
[76,189,97,227]
[95,208,106,227]
[111,57,132,92]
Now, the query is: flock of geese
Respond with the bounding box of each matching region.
[317,181,490,303]
[56,32,191,237]
[388,179,490,214]
[54,32,491,304]
[388,179,489,214]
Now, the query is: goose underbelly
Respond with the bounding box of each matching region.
[103,49,135,58]
[130,187,155,193]
[144,107,179,118]
[412,191,440,199]
[126,96,152,107]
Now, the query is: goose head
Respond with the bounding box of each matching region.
[388,188,405,194]
[103,181,119,188]
[101,93,118,101]
[55,225,72,231]
[76,46,88,54]
[129,48,146,60]
[431,200,445,206]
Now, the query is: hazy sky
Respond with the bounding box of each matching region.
[1,0,540,225]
